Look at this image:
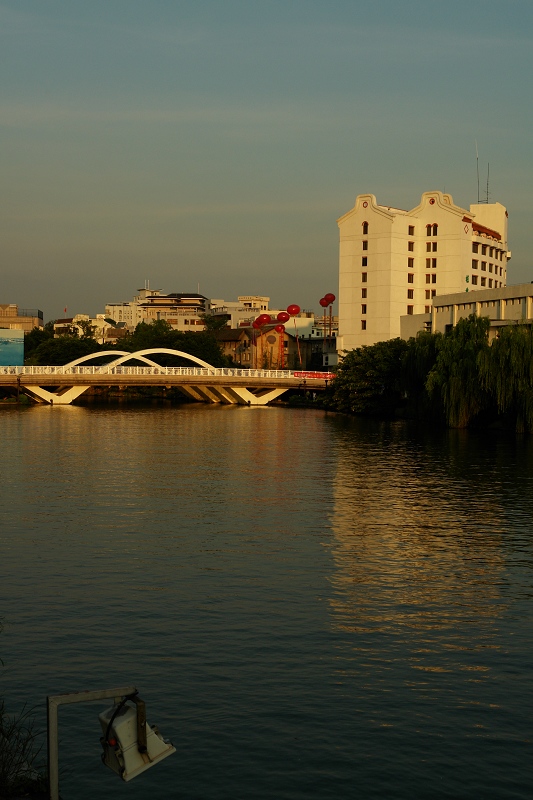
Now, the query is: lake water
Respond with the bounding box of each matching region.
[0,404,532,799]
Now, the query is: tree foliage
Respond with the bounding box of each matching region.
[331,338,409,415]
[117,320,229,367]
[478,324,533,432]
[426,315,490,428]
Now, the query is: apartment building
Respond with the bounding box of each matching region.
[337,191,510,350]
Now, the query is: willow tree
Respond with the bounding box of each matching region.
[478,324,533,432]
[426,314,490,428]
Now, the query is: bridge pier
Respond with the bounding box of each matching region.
[22,385,91,405]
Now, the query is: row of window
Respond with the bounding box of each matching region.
[471,276,502,288]
[472,260,504,275]
[472,243,505,260]
[361,224,437,236]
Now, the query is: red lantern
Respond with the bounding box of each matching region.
[324,293,336,304]
[275,324,285,333]
[257,313,272,326]
[287,304,300,316]
[277,311,290,323]
[319,297,328,308]
[252,320,261,329]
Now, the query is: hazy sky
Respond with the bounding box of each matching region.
[2,1,533,320]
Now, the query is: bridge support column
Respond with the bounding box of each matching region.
[22,385,91,405]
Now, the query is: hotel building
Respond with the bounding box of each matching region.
[337,191,510,351]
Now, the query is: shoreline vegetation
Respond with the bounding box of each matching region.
[3,316,533,432]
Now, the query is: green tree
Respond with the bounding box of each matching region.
[199,313,230,332]
[478,324,533,432]
[118,320,229,366]
[402,330,442,418]
[24,322,55,362]
[26,336,102,366]
[426,314,490,428]
[330,338,409,415]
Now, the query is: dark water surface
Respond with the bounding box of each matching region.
[0,404,532,799]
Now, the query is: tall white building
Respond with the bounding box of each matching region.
[337,190,510,351]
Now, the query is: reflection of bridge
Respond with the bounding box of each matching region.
[0,349,334,405]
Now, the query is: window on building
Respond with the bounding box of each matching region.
[432,224,438,236]
[361,320,367,330]
[361,304,367,314]
[481,262,487,271]
[362,240,368,251]
[407,305,413,315]
[408,225,415,236]
[432,274,437,284]
[472,275,478,285]
[482,245,487,255]
[426,242,431,252]
[481,277,486,287]
[431,289,436,297]
[408,273,414,284]
[432,242,437,252]
[426,258,431,268]
[425,305,430,313]
[426,224,432,236]
[362,272,367,283]
[489,263,493,273]
[407,289,414,299]
[488,279,493,288]
[362,222,369,234]
[362,256,368,266]
[362,288,367,298]
[472,259,478,269]
[490,247,494,257]
[426,274,431,284]
[472,242,479,253]
[408,257,414,268]
[408,241,414,251]
[425,290,431,299]
[432,258,437,269]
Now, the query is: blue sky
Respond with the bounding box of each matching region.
[2,1,533,319]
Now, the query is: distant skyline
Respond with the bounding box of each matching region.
[2,0,533,321]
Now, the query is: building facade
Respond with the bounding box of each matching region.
[105,288,208,331]
[0,304,43,332]
[337,191,510,351]
[401,282,533,341]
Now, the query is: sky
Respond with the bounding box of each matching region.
[2,0,533,320]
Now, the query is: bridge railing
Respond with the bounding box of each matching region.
[0,365,302,379]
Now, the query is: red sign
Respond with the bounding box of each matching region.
[293,371,335,380]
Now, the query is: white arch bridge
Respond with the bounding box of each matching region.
[0,349,335,405]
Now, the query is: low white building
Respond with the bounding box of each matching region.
[105,287,208,331]
[338,190,510,351]
[401,282,533,341]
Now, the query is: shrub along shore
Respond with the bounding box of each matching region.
[322,315,533,432]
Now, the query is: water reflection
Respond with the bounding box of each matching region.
[326,419,533,693]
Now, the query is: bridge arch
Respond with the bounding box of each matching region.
[63,348,215,371]
[64,351,130,368]
[106,349,215,371]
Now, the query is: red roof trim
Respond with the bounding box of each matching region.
[472,222,501,241]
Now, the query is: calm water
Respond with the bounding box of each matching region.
[0,404,532,799]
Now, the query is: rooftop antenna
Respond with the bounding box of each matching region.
[486,162,490,204]
[475,140,480,203]
[197,282,200,294]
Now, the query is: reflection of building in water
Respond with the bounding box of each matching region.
[328,424,506,655]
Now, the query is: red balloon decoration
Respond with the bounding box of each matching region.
[324,293,336,304]
[287,304,300,316]
[319,297,329,308]
[275,324,285,333]
[257,313,272,326]
[277,311,290,323]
